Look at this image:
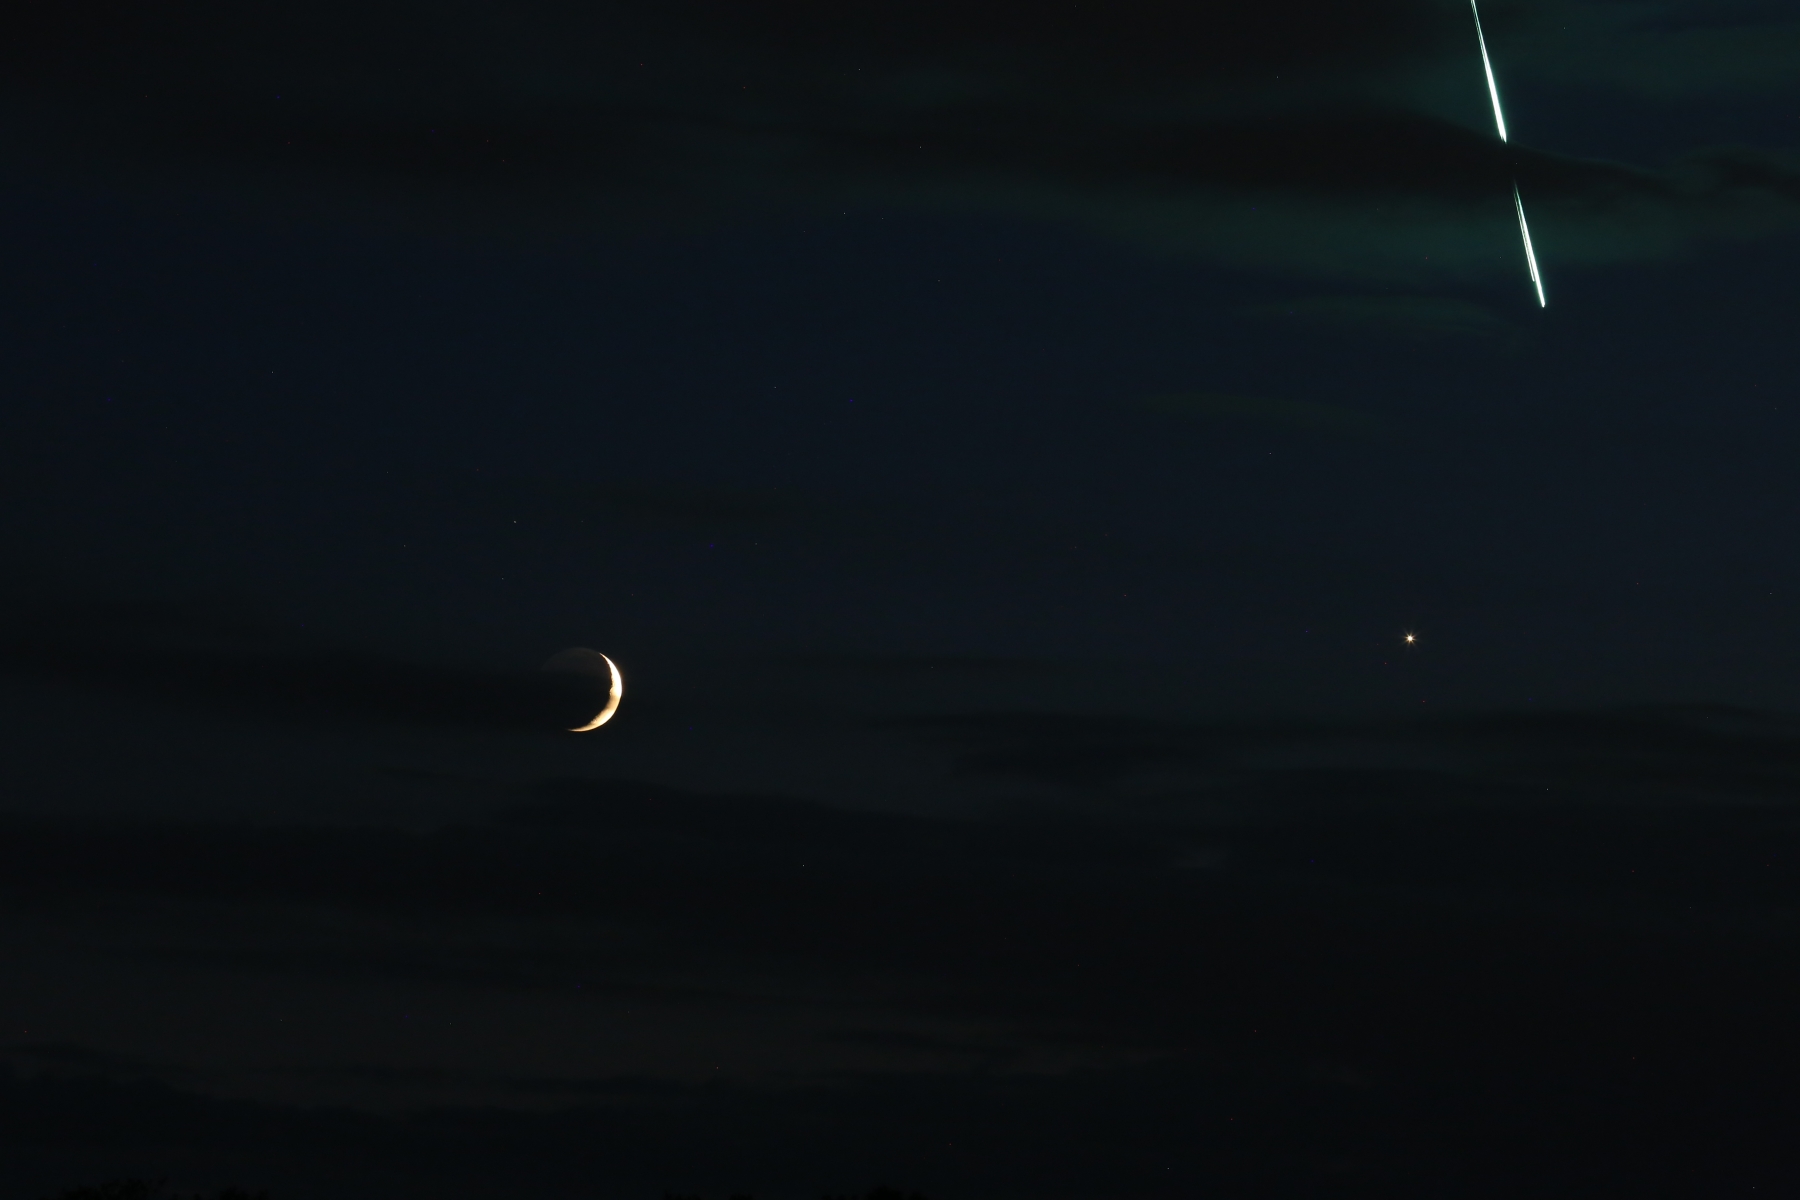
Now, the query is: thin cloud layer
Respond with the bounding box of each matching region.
[3,0,1794,277]
[0,602,606,734]
[6,705,1800,1196]
[1501,0,1800,99]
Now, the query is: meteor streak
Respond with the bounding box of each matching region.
[1469,0,1507,142]
[1469,0,1545,307]
[1514,184,1545,307]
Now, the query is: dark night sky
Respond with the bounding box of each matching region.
[3,2,1799,1197]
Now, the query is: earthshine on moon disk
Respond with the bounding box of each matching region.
[542,647,624,731]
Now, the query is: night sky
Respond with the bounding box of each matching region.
[3,2,1800,1197]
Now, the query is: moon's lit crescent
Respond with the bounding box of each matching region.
[569,653,623,732]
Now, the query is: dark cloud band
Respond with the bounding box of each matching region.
[4,0,1795,273]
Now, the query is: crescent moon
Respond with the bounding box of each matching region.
[569,653,623,732]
